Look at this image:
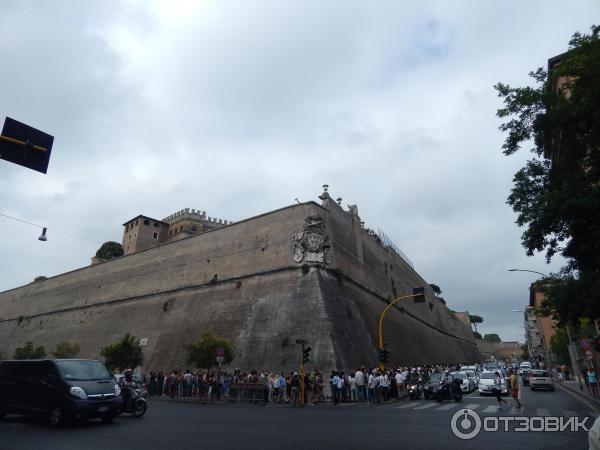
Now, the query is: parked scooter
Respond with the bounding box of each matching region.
[433,379,463,403]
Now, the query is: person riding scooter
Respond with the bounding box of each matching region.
[120,369,134,410]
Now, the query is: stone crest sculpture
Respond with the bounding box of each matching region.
[292,216,331,264]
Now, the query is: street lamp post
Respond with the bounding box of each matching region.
[508,268,583,390]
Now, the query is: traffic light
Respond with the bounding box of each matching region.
[413,287,425,303]
[0,117,54,174]
[303,346,311,364]
[379,347,391,364]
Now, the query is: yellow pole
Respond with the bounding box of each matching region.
[378,292,421,370]
[0,135,48,153]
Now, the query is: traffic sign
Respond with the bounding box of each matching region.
[215,347,225,357]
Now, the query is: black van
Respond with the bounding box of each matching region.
[0,359,123,425]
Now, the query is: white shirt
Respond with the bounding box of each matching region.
[380,374,390,388]
[355,370,365,386]
[368,374,375,389]
[395,373,403,385]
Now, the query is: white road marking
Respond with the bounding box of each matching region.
[536,408,551,416]
[413,402,438,410]
[437,403,459,410]
[393,402,416,409]
[462,404,479,410]
[482,405,499,413]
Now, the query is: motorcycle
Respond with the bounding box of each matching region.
[408,379,424,400]
[120,381,148,417]
[433,379,463,403]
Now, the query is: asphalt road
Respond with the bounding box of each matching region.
[0,383,595,450]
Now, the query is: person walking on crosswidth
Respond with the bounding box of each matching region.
[493,371,508,409]
[509,369,522,408]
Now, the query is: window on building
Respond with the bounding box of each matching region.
[153,231,158,239]
[169,230,172,236]
[153,222,159,228]
[143,220,150,225]
[191,225,197,232]
[125,224,129,232]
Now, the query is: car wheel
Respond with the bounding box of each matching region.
[49,405,66,427]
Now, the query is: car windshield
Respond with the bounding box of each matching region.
[480,373,495,379]
[56,360,112,381]
[451,372,467,379]
[429,373,442,382]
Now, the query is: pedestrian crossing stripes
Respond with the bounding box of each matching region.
[536,408,551,416]
[482,405,499,413]
[462,404,479,410]
[393,403,416,409]
[412,402,437,410]
[436,403,459,410]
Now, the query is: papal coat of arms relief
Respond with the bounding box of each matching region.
[291,215,331,264]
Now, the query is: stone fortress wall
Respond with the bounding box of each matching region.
[0,190,480,371]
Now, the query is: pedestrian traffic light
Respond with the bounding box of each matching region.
[303,346,311,364]
[413,287,425,303]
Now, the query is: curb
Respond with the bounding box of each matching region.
[556,381,600,411]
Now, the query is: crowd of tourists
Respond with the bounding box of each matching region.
[138,363,470,406]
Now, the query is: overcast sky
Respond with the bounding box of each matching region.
[1,1,598,343]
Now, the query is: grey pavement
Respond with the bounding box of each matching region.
[0,384,594,450]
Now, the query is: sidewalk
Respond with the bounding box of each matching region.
[556,378,600,410]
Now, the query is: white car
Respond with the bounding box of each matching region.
[529,369,555,391]
[519,362,532,374]
[477,370,508,396]
[451,371,475,393]
[465,370,479,385]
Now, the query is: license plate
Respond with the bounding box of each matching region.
[98,406,109,412]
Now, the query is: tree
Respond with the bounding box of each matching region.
[14,342,47,359]
[495,25,600,325]
[521,344,530,361]
[473,331,482,339]
[469,314,484,333]
[549,328,571,365]
[429,284,442,296]
[483,334,502,343]
[52,341,80,358]
[95,241,124,260]
[33,276,48,282]
[101,334,143,372]
[184,332,234,369]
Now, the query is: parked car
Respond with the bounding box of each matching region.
[0,359,123,426]
[477,370,508,396]
[451,371,475,393]
[529,369,555,391]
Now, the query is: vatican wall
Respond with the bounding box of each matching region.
[0,197,480,370]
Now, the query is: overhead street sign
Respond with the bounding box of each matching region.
[0,117,54,173]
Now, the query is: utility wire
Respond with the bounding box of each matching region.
[0,212,101,244]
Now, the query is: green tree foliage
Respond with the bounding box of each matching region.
[429,284,442,296]
[101,334,143,372]
[469,315,484,333]
[521,344,530,360]
[52,341,80,358]
[549,328,571,365]
[495,25,600,324]
[14,342,47,359]
[473,331,482,339]
[184,332,234,369]
[33,276,48,282]
[95,241,124,260]
[483,333,502,343]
